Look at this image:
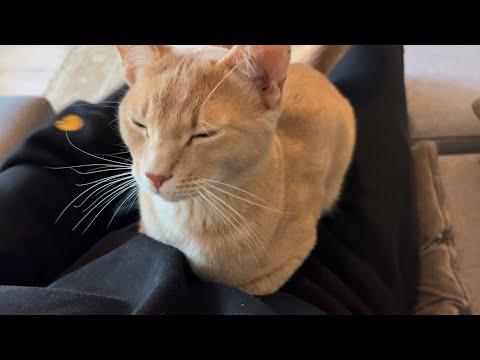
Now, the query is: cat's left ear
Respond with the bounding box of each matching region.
[219,45,291,109]
[116,45,171,85]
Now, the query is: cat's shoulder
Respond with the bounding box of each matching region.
[283,64,352,116]
[286,63,331,86]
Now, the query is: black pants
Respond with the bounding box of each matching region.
[0,46,419,315]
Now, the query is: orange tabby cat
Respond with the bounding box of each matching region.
[116,45,355,295]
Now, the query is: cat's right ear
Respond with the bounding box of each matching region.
[116,45,171,85]
[218,45,291,109]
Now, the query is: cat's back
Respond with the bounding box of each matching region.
[278,64,355,154]
[277,63,356,215]
[280,64,353,130]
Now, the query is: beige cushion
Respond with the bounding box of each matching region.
[438,153,480,314]
[473,98,480,121]
[412,141,471,315]
[405,45,480,141]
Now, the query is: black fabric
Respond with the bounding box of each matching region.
[0,45,419,315]
[283,45,419,314]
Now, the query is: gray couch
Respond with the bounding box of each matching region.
[0,97,55,166]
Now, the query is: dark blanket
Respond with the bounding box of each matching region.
[0,45,419,315]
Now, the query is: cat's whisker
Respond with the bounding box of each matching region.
[65,132,131,166]
[198,122,209,134]
[56,183,110,223]
[96,150,130,156]
[190,192,229,248]
[80,177,134,213]
[72,179,136,233]
[46,163,131,170]
[199,187,259,268]
[202,186,269,255]
[107,187,139,229]
[93,153,132,164]
[70,166,131,176]
[73,100,122,104]
[126,191,139,215]
[68,105,120,110]
[194,188,243,266]
[199,120,221,132]
[108,117,120,128]
[202,186,268,257]
[114,142,129,150]
[81,182,137,235]
[193,190,235,248]
[201,178,275,206]
[203,181,284,214]
[55,172,131,223]
[201,189,259,269]
[74,175,133,209]
[76,172,132,187]
[202,189,250,256]
[103,150,131,156]
[70,101,122,109]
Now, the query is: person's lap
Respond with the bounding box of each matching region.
[0,45,419,314]
[282,46,418,314]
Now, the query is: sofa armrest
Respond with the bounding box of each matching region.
[413,135,480,155]
[0,96,55,167]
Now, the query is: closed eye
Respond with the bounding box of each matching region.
[132,119,146,129]
[191,130,218,141]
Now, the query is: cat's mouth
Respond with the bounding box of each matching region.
[155,190,193,202]
[137,170,205,203]
[142,181,195,203]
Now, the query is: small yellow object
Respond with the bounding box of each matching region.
[54,114,84,132]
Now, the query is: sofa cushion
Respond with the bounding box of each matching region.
[0,97,54,167]
[404,45,480,154]
[473,98,480,121]
[438,153,480,314]
[412,141,470,315]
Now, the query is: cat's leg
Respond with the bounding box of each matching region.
[323,181,343,213]
[323,122,356,212]
[238,257,304,295]
[323,151,354,212]
[238,224,317,296]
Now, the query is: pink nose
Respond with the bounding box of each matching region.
[145,172,172,189]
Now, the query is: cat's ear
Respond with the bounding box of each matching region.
[219,45,291,109]
[116,45,171,85]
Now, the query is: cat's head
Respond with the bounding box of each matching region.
[117,45,291,202]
